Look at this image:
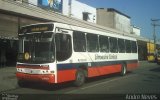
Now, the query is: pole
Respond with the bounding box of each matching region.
[151,19,160,61]
[151,19,160,50]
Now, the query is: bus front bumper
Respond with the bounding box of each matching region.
[16,72,55,84]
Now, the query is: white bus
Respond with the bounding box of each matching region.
[16,22,138,86]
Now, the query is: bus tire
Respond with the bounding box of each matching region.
[74,69,85,87]
[17,80,25,87]
[121,64,127,76]
[17,80,28,87]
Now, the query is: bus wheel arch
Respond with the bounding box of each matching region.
[79,65,88,77]
[74,68,86,87]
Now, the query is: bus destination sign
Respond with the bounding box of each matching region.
[19,24,54,35]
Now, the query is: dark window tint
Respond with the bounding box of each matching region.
[109,37,118,53]
[73,31,86,52]
[125,40,131,53]
[118,39,125,53]
[55,34,72,61]
[99,35,109,52]
[131,41,137,53]
[86,33,99,52]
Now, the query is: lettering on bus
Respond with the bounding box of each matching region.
[95,54,117,60]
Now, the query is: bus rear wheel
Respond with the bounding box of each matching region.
[121,64,127,76]
[74,69,85,87]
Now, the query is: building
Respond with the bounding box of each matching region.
[97,8,131,34]
[16,0,96,23]
[63,0,96,23]
[131,25,141,36]
[0,0,150,66]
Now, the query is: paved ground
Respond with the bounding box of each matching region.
[0,61,160,100]
[0,66,17,92]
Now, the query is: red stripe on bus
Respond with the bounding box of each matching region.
[57,69,76,83]
[56,62,139,83]
[16,72,55,83]
[16,65,49,70]
[88,64,121,77]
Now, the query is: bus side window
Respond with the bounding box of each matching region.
[125,40,131,53]
[109,37,118,53]
[73,31,86,52]
[86,33,99,52]
[131,41,137,53]
[99,35,109,52]
[118,39,125,53]
[55,34,72,61]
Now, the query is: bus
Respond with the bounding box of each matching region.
[16,22,138,86]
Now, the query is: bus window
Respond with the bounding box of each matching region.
[55,34,72,61]
[99,35,109,52]
[109,37,118,53]
[125,40,131,53]
[118,39,125,53]
[86,33,99,52]
[131,41,137,53]
[73,31,86,52]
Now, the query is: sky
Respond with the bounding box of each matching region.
[78,0,160,41]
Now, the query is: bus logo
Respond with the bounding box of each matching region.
[24,52,30,60]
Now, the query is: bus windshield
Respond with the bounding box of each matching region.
[18,32,55,63]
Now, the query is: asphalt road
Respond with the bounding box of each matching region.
[0,61,160,100]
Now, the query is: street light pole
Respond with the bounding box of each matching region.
[151,19,160,50]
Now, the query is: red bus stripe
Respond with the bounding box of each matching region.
[16,72,55,83]
[57,69,76,83]
[88,64,121,77]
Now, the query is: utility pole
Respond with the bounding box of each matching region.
[151,19,160,50]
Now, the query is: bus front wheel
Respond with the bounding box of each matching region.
[74,69,85,87]
[17,80,27,87]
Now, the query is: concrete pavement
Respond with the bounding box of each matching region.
[0,66,17,92]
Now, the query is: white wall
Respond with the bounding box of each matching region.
[114,13,131,33]
[28,0,37,6]
[26,0,96,23]
[62,0,69,16]
[62,0,96,23]
[131,26,141,36]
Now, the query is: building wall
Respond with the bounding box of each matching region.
[114,13,131,33]
[0,14,18,37]
[28,0,37,6]
[63,0,96,23]
[131,25,141,36]
[62,0,69,16]
[0,13,43,38]
[97,8,114,28]
[97,8,131,34]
